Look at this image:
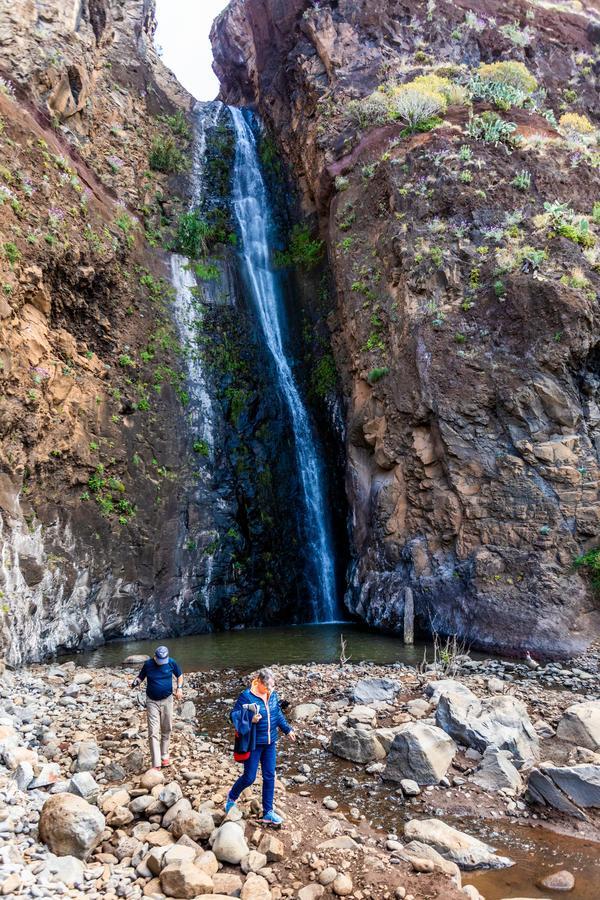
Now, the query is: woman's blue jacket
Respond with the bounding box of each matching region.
[230,687,292,746]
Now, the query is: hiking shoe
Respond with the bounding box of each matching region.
[259,810,283,826]
[161,758,171,767]
[225,796,238,814]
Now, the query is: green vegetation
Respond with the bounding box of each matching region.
[194,262,220,281]
[512,170,532,191]
[193,439,210,456]
[275,224,324,271]
[259,134,281,175]
[115,213,136,248]
[149,135,188,174]
[174,211,211,258]
[466,112,520,148]
[161,110,191,140]
[311,354,337,398]
[574,548,600,591]
[3,242,20,266]
[368,366,389,384]
[470,61,537,110]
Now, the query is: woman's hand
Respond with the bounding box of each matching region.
[288,731,297,742]
[252,713,262,724]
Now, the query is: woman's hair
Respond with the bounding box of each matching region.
[257,667,275,685]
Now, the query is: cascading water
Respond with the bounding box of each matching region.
[229,106,339,623]
[169,101,223,614]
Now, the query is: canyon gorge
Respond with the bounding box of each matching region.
[0,0,600,663]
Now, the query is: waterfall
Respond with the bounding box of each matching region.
[170,101,223,612]
[229,106,338,623]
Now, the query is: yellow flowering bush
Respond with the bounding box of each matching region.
[559,112,595,135]
[477,61,538,95]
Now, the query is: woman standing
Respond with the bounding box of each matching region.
[226,667,296,825]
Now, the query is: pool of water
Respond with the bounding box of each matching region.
[72,623,434,671]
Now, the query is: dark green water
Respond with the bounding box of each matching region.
[72,624,431,671]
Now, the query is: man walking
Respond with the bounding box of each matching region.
[131,646,183,770]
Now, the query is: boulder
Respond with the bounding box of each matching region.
[556,702,600,751]
[538,870,575,892]
[159,781,183,808]
[212,821,249,864]
[196,850,219,876]
[13,761,34,791]
[527,763,600,817]
[258,831,284,862]
[39,853,85,888]
[347,705,377,726]
[160,861,213,898]
[290,703,321,722]
[39,793,105,860]
[425,679,476,706]
[384,723,456,785]
[404,819,513,869]
[395,841,461,883]
[332,874,353,896]
[213,872,244,894]
[180,700,196,721]
[162,797,192,828]
[527,768,586,820]
[472,748,523,793]
[400,779,421,796]
[330,726,386,764]
[242,850,268,873]
[162,845,197,867]
[100,788,131,815]
[73,741,99,773]
[29,763,61,789]
[241,873,271,899]
[436,691,539,768]
[353,677,401,704]
[171,809,215,841]
[141,768,165,790]
[68,772,100,801]
[375,726,404,754]
[298,886,325,900]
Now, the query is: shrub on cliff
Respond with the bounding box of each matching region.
[391,75,466,132]
[392,84,445,132]
[558,112,596,137]
[476,61,537,94]
[149,134,188,174]
[274,224,324,271]
[466,112,520,148]
[346,93,391,129]
[470,61,537,111]
[173,211,211,258]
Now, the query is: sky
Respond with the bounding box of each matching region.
[154,0,230,101]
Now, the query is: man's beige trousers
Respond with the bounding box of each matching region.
[146,695,173,768]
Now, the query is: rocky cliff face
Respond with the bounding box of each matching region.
[0,1,347,663]
[212,0,600,656]
[0,0,205,663]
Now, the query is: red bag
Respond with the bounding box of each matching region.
[233,731,250,762]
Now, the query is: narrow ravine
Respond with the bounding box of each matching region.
[229,107,339,624]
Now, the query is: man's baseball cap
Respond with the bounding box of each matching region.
[154,646,169,665]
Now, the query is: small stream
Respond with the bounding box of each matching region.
[72,625,600,900]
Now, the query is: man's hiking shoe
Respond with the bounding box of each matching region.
[161,758,171,767]
[225,797,237,814]
[259,810,283,826]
